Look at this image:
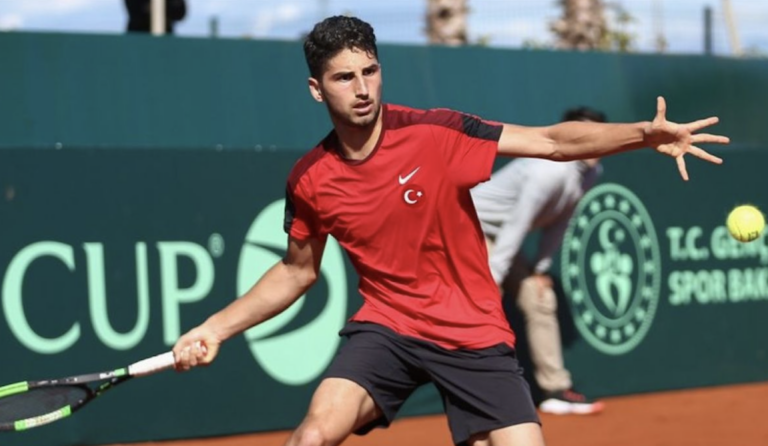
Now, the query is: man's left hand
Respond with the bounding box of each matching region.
[645,96,729,181]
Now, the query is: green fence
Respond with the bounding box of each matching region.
[1,32,767,446]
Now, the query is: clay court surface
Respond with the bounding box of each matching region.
[108,381,767,446]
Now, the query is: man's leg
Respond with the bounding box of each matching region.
[287,323,426,445]
[285,377,382,446]
[467,423,546,446]
[426,339,540,445]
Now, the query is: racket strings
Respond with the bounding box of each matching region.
[0,386,89,421]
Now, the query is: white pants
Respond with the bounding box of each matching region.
[486,238,572,392]
[516,276,572,392]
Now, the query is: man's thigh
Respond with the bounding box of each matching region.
[304,377,383,433]
[323,324,428,433]
[286,378,382,446]
[468,422,545,446]
[425,343,540,445]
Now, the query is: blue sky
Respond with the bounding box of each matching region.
[0,0,766,56]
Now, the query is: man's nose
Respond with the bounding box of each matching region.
[354,76,369,97]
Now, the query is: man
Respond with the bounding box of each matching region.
[471,107,608,416]
[172,16,728,446]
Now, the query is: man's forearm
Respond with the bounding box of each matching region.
[547,121,651,160]
[202,261,315,342]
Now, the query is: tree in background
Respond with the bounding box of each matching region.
[550,0,606,50]
[550,0,636,52]
[426,0,468,45]
[600,2,636,52]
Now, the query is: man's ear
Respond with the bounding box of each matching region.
[308,77,323,103]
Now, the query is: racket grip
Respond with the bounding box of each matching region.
[128,351,176,377]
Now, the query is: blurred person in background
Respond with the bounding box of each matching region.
[124,0,186,34]
[471,107,608,416]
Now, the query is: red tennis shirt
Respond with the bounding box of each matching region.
[284,104,515,350]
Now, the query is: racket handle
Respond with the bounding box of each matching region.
[128,351,176,377]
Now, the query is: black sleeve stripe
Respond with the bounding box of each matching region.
[462,114,503,141]
[283,184,296,234]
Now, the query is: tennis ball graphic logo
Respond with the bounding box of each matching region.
[237,200,347,385]
[726,205,765,243]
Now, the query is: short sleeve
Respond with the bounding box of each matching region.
[429,109,503,188]
[284,180,324,241]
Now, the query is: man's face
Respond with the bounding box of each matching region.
[310,48,382,128]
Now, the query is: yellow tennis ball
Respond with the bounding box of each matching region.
[726,205,765,243]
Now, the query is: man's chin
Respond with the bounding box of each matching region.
[350,107,379,127]
[328,103,380,129]
[350,116,376,128]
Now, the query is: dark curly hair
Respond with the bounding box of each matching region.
[303,16,378,79]
[561,107,608,123]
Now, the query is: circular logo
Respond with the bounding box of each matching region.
[237,199,347,385]
[561,183,661,355]
[403,185,425,206]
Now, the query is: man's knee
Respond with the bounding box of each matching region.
[467,431,490,446]
[290,422,337,446]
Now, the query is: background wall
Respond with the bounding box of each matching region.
[1,32,766,446]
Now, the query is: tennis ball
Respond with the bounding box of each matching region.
[726,205,765,243]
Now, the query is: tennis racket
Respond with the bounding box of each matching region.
[0,349,177,432]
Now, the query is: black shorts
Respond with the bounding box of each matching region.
[323,322,540,445]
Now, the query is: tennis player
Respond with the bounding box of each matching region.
[173,15,728,446]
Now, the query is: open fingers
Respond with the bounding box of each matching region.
[656,96,667,122]
[690,133,730,145]
[687,145,723,164]
[685,116,720,132]
[676,156,689,181]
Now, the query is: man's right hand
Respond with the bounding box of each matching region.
[173,325,221,371]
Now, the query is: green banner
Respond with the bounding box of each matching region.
[0,149,390,446]
[551,151,768,397]
[3,147,767,446]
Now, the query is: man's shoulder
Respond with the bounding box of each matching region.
[385,103,468,131]
[287,137,333,189]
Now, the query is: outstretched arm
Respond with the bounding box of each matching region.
[172,235,326,370]
[497,97,729,180]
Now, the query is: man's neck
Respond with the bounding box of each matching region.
[333,107,384,161]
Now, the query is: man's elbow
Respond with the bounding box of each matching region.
[535,143,571,161]
[279,259,319,290]
[294,267,319,290]
[522,131,567,160]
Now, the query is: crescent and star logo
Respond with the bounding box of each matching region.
[399,166,424,206]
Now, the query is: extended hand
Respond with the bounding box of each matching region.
[645,96,729,181]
